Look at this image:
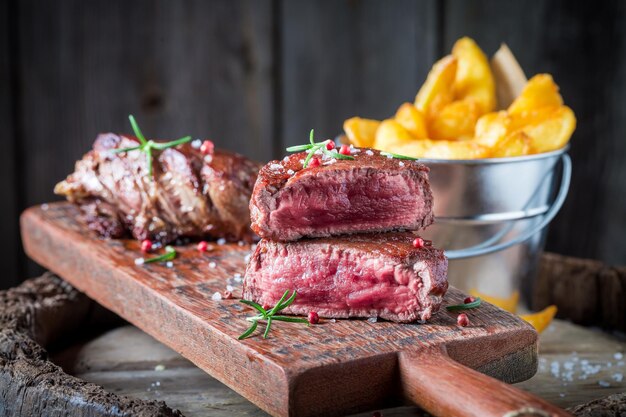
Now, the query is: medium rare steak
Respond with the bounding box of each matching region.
[55,133,261,242]
[243,232,448,322]
[250,149,434,241]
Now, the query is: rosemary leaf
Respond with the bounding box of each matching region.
[263,318,273,339]
[309,129,315,145]
[286,144,314,152]
[277,290,298,310]
[380,151,419,160]
[240,300,268,316]
[268,290,291,316]
[151,136,192,150]
[129,115,147,144]
[446,297,482,311]
[271,316,310,324]
[302,148,316,168]
[143,246,177,264]
[238,320,258,340]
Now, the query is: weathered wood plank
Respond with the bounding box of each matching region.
[15,0,273,237]
[0,0,20,288]
[443,0,626,265]
[280,0,439,148]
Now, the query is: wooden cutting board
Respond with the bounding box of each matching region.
[21,203,571,417]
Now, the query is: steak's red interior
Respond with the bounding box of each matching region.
[269,170,430,237]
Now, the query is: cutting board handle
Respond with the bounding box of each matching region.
[399,347,573,417]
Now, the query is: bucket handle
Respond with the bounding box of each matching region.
[444,153,572,260]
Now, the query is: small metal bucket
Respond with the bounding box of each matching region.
[419,148,572,306]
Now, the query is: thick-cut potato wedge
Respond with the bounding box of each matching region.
[474,111,510,147]
[429,99,480,140]
[508,74,563,115]
[394,103,428,139]
[520,106,576,153]
[452,37,496,113]
[414,55,457,116]
[491,131,532,158]
[343,117,380,148]
[390,139,490,160]
[373,119,416,151]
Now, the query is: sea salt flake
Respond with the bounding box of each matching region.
[217,238,226,245]
[166,261,173,268]
[238,240,245,246]
[191,139,202,149]
[41,203,49,211]
[269,163,283,171]
[365,150,374,156]
[329,319,336,323]
[614,352,624,360]
[226,285,234,292]
[209,262,217,268]
[134,258,145,266]
[399,161,405,167]
[283,156,289,162]
[211,292,222,301]
[612,373,623,382]
[367,317,378,323]
[234,273,242,278]
[598,380,611,387]
[287,169,295,175]
[154,364,165,371]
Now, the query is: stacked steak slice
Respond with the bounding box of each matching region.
[244,148,448,323]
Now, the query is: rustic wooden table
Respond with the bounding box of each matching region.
[50,319,626,416]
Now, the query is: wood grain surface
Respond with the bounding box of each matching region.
[21,202,570,417]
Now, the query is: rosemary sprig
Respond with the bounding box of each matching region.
[446,297,482,311]
[143,245,177,264]
[380,151,419,160]
[238,290,309,340]
[112,115,192,178]
[286,129,355,168]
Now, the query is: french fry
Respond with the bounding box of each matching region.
[414,55,457,116]
[395,103,428,139]
[429,99,480,140]
[343,117,380,148]
[452,37,496,113]
[474,111,510,148]
[390,139,490,160]
[520,106,576,153]
[373,119,416,151]
[508,74,563,115]
[491,131,532,158]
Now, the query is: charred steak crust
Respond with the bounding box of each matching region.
[243,232,448,323]
[55,133,261,243]
[249,149,435,241]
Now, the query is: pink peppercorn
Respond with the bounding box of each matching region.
[308,311,319,324]
[200,140,215,155]
[197,241,209,253]
[339,144,351,155]
[308,157,321,168]
[325,140,335,150]
[412,237,425,248]
[457,313,470,327]
[464,296,475,304]
[140,239,153,253]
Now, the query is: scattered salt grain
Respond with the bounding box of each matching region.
[155,364,165,371]
[155,381,161,386]
[204,155,213,163]
[299,159,305,165]
[367,317,378,323]
[218,185,225,191]
[226,285,234,292]
[211,292,222,301]
[598,380,611,387]
[191,139,202,149]
[614,352,623,360]
[365,150,374,156]
[134,258,145,266]
[329,319,336,323]
[287,169,295,175]
[399,161,405,167]
[209,261,217,268]
[166,261,173,268]
[41,203,49,211]
[238,240,245,246]
[269,163,283,171]
[244,254,252,263]
[613,373,623,382]
[559,393,565,398]
[234,273,242,278]
[283,156,289,162]
[217,238,226,245]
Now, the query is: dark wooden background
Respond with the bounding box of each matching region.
[1,0,625,288]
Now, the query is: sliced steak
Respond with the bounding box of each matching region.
[243,232,448,323]
[55,133,261,242]
[250,149,434,241]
